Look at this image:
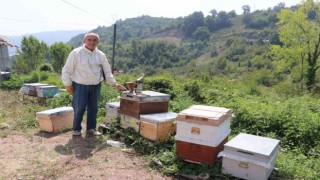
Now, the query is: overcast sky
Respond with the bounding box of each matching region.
[0,0,302,36]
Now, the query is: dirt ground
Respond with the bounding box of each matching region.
[0,129,172,180]
[0,91,172,180]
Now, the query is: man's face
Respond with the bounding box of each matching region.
[84,35,99,51]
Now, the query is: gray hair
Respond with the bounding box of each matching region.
[83,33,100,40]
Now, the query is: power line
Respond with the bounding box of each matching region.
[0,17,99,26]
[61,0,112,25]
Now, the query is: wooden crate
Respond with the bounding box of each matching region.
[218,133,280,180]
[36,107,73,133]
[119,99,168,119]
[176,136,228,165]
[139,112,177,142]
[120,114,140,133]
[176,105,232,147]
[104,102,120,125]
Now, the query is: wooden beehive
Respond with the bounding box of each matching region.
[36,107,74,133]
[218,133,280,180]
[175,105,232,147]
[119,91,170,119]
[104,102,120,125]
[176,136,228,165]
[139,112,177,142]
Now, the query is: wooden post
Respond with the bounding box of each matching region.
[112,23,117,74]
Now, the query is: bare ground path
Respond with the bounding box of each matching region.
[0,90,171,180]
[0,129,171,180]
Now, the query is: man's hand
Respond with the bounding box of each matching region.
[66,85,73,94]
[114,82,127,91]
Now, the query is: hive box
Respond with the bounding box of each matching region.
[119,91,170,119]
[36,107,74,133]
[21,83,49,96]
[176,136,228,165]
[140,112,177,142]
[104,102,120,125]
[36,85,59,98]
[175,105,232,147]
[120,114,140,132]
[218,133,280,180]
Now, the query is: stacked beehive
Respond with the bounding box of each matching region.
[104,90,177,142]
[218,133,280,180]
[175,105,232,165]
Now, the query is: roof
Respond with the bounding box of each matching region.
[0,35,18,47]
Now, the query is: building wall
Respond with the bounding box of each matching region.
[0,45,10,71]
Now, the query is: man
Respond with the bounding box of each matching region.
[62,33,126,136]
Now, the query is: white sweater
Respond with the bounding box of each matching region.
[61,45,116,86]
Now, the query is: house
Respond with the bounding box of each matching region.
[0,35,17,81]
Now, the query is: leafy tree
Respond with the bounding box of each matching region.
[13,36,48,74]
[242,5,251,14]
[50,42,72,73]
[181,12,205,38]
[272,0,320,90]
[192,26,210,41]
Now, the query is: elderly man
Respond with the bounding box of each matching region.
[62,33,126,136]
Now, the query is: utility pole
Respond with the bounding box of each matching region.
[111,23,117,74]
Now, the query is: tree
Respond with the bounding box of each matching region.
[192,26,210,41]
[272,0,320,90]
[209,9,218,17]
[50,42,72,73]
[13,36,48,74]
[242,5,251,14]
[182,12,205,38]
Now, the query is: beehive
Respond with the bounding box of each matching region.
[104,102,120,125]
[139,112,177,142]
[175,105,232,147]
[218,133,280,180]
[119,91,170,119]
[36,107,74,133]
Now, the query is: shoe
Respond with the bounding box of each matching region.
[73,130,82,136]
[87,129,102,136]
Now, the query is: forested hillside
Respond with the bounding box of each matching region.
[2,0,320,179]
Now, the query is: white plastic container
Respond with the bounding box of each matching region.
[218,133,280,180]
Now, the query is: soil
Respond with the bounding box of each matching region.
[0,91,172,180]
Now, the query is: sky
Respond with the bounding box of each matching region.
[0,0,302,36]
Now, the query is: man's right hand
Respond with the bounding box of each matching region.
[66,85,73,94]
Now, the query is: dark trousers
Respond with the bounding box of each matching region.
[72,82,101,131]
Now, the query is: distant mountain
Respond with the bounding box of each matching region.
[8,30,87,56]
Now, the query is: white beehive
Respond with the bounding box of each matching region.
[104,102,120,125]
[218,133,280,180]
[175,105,232,147]
[120,114,140,133]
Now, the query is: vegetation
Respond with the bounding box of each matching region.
[2,0,320,179]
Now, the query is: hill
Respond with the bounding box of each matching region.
[8,30,87,56]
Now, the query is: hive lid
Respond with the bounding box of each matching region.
[140,112,177,124]
[37,85,58,89]
[23,83,49,87]
[36,107,74,117]
[121,90,171,102]
[176,106,232,126]
[224,133,280,159]
[106,102,120,108]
